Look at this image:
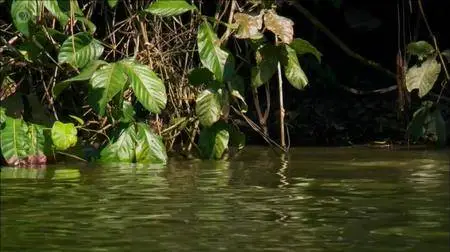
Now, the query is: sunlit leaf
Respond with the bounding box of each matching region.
[145,0,196,17]
[406,58,441,97]
[53,60,107,98]
[58,32,104,69]
[263,9,294,44]
[407,41,435,60]
[0,116,29,164]
[198,121,229,159]
[51,121,78,151]
[120,60,167,114]
[197,21,231,82]
[68,115,84,125]
[251,44,280,88]
[43,0,70,26]
[196,88,225,127]
[135,123,167,164]
[282,45,308,90]
[88,63,127,116]
[233,12,263,39]
[99,125,136,163]
[27,124,48,164]
[289,38,322,63]
[11,0,38,37]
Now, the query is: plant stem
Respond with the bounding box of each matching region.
[277,61,286,150]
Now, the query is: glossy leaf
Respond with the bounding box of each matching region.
[233,12,263,39]
[58,32,104,69]
[43,0,70,26]
[145,0,196,17]
[53,60,107,98]
[51,121,77,150]
[88,63,127,116]
[289,38,322,63]
[99,125,136,163]
[198,121,229,159]
[197,21,230,82]
[11,0,38,37]
[196,89,224,127]
[251,44,280,88]
[27,124,48,163]
[263,9,294,44]
[406,58,441,97]
[0,116,29,164]
[121,61,167,114]
[407,41,435,60]
[135,123,167,164]
[120,101,135,123]
[188,67,214,86]
[282,45,308,90]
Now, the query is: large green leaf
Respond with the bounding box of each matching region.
[11,0,38,37]
[289,38,322,63]
[51,121,78,151]
[0,116,29,164]
[120,101,136,123]
[53,60,107,98]
[120,61,167,114]
[406,58,441,98]
[99,125,136,163]
[145,0,196,17]
[58,32,104,69]
[196,89,224,127]
[198,121,229,159]
[406,41,435,60]
[88,63,127,116]
[135,123,167,164]
[251,44,280,88]
[282,45,308,90]
[406,101,433,141]
[27,124,50,161]
[43,0,70,26]
[197,21,230,82]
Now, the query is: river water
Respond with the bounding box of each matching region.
[1,147,449,251]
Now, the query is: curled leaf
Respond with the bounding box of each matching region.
[263,9,294,44]
[233,12,263,39]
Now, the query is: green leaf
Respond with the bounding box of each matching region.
[263,9,294,44]
[188,67,214,86]
[88,63,127,116]
[406,41,435,60]
[43,0,70,26]
[406,58,441,98]
[68,115,85,125]
[120,101,135,123]
[99,125,136,163]
[145,0,196,17]
[196,89,224,127]
[75,15,97,34]
[135,123,167,164]
[0,116,29,164]
[406,101,433,140]
[282,45,309,90]
[427,107,447,147]
[11,0,38,37]
[51,121,78,151]
[58,32,104,69]
[228,75,248,113]
[233,12,264,39]
[27,124,48,159]
[53,60,107,98]
[251,44,280,88]
[120,60,167,114]
[229,125,245,150]
[289,38,322,63]
[107,0,118,8]
[197,21,230,82]
[198,121,229,159]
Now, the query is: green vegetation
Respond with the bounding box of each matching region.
[0,0,448,167]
